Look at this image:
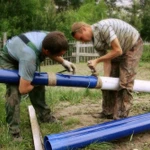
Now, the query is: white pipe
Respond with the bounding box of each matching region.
[99,77,119,90]
[28,105,44,150]
[100,77,150,92]
[133,79,150,92]
[0,69,150,93]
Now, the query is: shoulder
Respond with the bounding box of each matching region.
[93,19,112,30]
[24,31,49,37]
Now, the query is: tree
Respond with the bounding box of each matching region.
[55,0,108,40]
[34,0,58,31]
[105,0,117,17]
[140,0,150,41]
[0,0,41,37]
[104,0,143,32]
[125,0,143,31]
[54,0,83,12]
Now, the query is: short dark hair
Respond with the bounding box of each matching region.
[42,31,69,55]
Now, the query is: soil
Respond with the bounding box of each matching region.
[44,62,150,150]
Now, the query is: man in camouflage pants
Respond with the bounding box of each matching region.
[71,18,143,120]
[0,31,76,140]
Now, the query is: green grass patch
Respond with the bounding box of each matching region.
[0,62,150,150]
[64,118,80,126]
[46,87,102,107]
[141,44,150,62]
[82,142,114,150]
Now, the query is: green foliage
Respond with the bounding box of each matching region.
[54,0,83,11]
[0,0,149,41]
[77,0,107,23]
[126,0,143,31]
[36,0,58,31]
[140,1,150,41]
[0,0,59,36]
[56,0,108,39]
[141,44,150,62]
[106,0,143,32]
[0,0,41,36]
[141,14,150,41]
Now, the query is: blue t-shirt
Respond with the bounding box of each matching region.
[6,31,49,81]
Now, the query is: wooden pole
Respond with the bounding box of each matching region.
[28,105,44,150]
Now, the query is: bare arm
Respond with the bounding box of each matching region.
[103,60,111,76]
[88,38,122,71]
[19,77,34,94]
[96,38,122,63]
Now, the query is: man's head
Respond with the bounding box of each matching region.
[71,22,93,42]
[42,31,68,56]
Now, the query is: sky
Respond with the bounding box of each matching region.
[115,0,133,8]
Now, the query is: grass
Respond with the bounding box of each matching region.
[0,84,104,150]
[0,62,150,150]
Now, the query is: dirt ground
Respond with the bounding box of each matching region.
[48,62,150,150]
[47,63,150,150]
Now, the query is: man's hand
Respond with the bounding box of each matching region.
[87,60,97,73]
[62,60,76,74]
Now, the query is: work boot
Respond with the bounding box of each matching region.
[12,133,23,142]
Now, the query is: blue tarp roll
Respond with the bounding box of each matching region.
[44,113,150,150]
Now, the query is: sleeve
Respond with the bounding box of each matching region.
[19,59,36,81]
[100,25,117,46]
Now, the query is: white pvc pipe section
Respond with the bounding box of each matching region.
[99,77,150,92]
[0,69,150,93]
[28,105,44,150]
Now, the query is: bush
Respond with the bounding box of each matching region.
[141,44,150,62]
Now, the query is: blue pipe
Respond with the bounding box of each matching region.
[56,74,97,88]
[0,69,98,88]
[1,70,150,149]
[0,69,49,85]
[44,113,150,150]
[1,69,150,92]
[0,69,20,84]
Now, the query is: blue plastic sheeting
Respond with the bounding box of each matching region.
[56,73,98,88]
[0,69,48,85]
[44,113,150,150]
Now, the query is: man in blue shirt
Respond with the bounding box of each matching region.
[0,31,76,140]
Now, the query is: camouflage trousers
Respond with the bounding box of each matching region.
[101,37,143,119]
[0,49,51,134]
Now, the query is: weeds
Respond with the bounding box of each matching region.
[0,62,150,150]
